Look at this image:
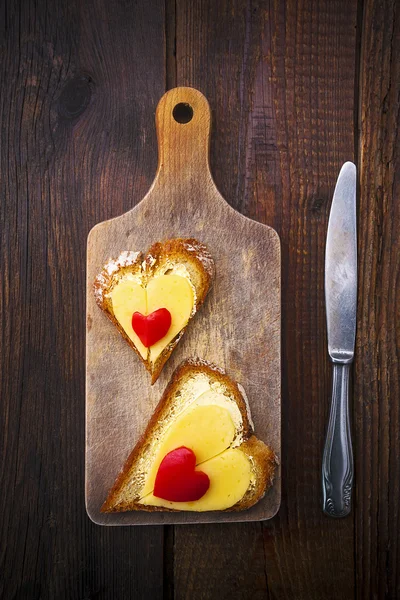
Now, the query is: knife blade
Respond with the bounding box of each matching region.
[322,161,357,517]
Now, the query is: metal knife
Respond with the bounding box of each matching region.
[322,161,357,517]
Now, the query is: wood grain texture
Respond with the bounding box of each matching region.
[355,0,400,598]
[172,1,358,598]
[86,87,281,525]
[1,0,400,598]
[264,1,359,596]
[0,1,166,599]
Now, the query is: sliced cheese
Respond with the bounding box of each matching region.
[109,277,148,359]
[109,273,194,363]
[191,389,244,445]
[141,448,252,512]
[140,404,235,497]
[147,274,194,363]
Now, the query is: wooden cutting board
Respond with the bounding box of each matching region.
[86,87,281,525]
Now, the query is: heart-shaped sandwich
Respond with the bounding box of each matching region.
[101,359,277,513]
[94,239,214,383]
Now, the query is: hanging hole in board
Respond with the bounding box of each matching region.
[172,103,193,124]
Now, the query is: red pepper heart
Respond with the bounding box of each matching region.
[154,446,210,502]
[132,308,171,347]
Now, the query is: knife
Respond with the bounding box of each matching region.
[322,161,357,517]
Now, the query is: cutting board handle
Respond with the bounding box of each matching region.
[153,87,213,188]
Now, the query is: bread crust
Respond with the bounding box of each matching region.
[93,239,215,383]
[101,359,277,513]
[228,436,278,511]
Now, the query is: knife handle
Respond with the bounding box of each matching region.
[322,363,354,517]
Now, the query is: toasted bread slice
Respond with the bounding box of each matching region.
[101,359,277,513]
[94,239,214,383]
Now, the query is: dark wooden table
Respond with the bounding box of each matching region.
[1,1,399,599]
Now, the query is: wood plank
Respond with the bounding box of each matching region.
[174,523,270,600]
[264,1,358,597]
[172,0,358,598]
[356,0,400,597]
[0,1,166,598]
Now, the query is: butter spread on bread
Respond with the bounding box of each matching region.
[101,359,277,513]
[94,239,214,383]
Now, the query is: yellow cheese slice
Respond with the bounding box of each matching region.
[109,278,148,359]
[147,275,194,363]
[141,448,252,512]
[109,273,194,363]
[140,404,235,497]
